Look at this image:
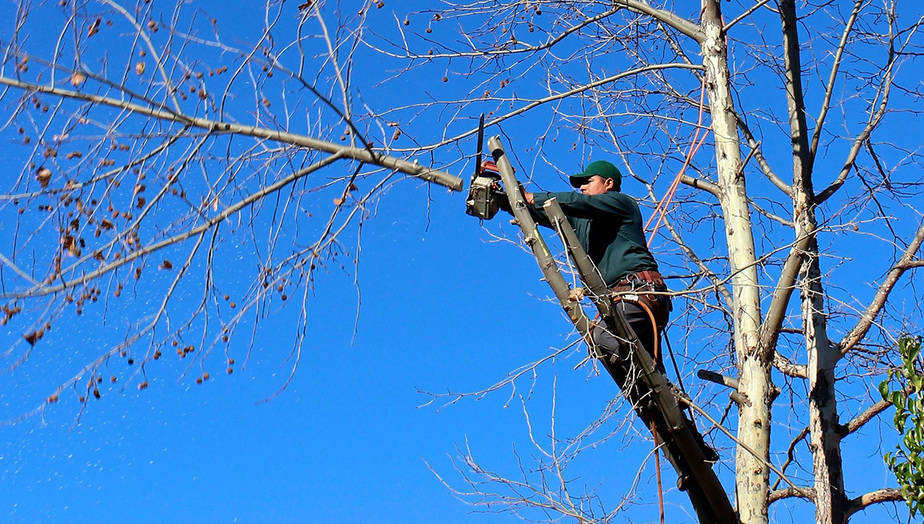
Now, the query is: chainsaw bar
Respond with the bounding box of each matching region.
[473,113,485,182]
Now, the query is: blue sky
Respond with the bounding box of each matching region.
[0,1,920,523]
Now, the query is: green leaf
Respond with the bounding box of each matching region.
[892,391,905,409]
[881,379,892,400]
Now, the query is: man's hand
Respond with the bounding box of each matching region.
[523,190,535,205]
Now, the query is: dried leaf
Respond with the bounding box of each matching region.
[88,18,101,37]
[23,330,42,346]
[36,167,52,188]
[135,61,146,75]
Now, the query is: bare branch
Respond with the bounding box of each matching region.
[840,219,924,355]
[613,0,704,42]
[845,489,904,518]
[841,399,892,437]
[724,0,774,32]
[0,75,463,191]
[808,0,866,160]
[737,118,792,196]
[758,231,813,363]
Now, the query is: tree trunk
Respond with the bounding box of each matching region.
[779,1,847,521]
[701,1,770,521]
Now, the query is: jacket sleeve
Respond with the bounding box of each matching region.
[497,192,554,228]
[533,191,634,220]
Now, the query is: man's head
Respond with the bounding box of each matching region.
[569,160,622,195]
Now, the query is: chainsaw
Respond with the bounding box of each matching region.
[464,114,506,220]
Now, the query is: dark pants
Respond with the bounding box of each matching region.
[590,298,666,374]
[589,294,719,465]
[588,296,667,427]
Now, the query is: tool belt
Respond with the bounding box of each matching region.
[608,270,671,329]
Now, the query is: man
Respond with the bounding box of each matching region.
[515,160,671,366]
[491,158,718,466]
[494,159,718,466]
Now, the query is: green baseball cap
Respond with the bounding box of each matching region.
[569,160,622,190]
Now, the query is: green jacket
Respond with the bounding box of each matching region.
[529,190,658,287]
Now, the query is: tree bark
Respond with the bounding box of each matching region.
[701,1,770,521]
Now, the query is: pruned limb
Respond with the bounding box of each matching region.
[679,174,721,198]
[769,487,815,503]
[697,369,751,406]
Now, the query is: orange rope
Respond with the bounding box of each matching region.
[653,421,665,524]
[614,293,665,523]
[646,80,709,246]
[638,298,665,524]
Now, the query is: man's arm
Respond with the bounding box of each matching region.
[532,191,635,219]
